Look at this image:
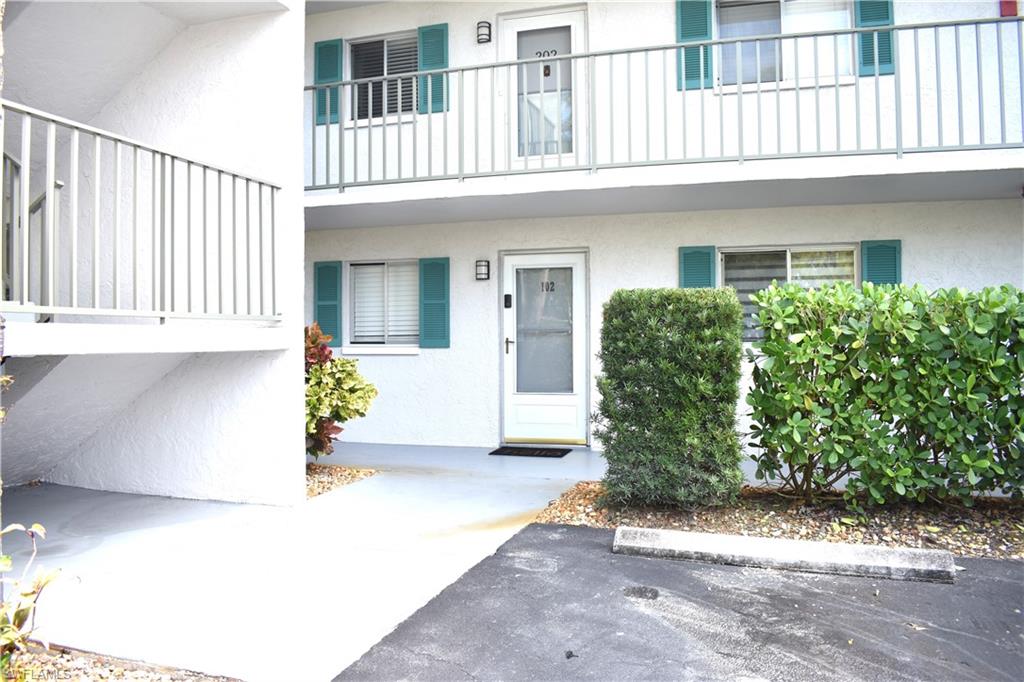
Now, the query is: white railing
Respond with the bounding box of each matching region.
[305,17,1024,191]
[1,99,280,322]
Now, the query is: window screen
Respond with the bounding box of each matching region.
[723,246,856,341]
[351,262,419,344]
[718,0,782,85]
[790,249,855,289]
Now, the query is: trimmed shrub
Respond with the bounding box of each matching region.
[595,288,744,507]
[747,282,1024,507]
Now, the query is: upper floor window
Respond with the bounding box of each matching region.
[718,0,782,85]
[722,245,856,340]
[351,33,418,120]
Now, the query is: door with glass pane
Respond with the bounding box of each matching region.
[502,252,588,445]
[498,9,588,169]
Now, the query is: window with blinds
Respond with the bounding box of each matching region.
[723,250,787,341]
[350,261,419,344]
[718,0,782,86]
[723,246,856,341]
[350,33,418,120]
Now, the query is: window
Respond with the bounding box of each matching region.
[722,246,856,340]
[718,0,782,86]
[350,261,419,344]
[350,33,418,120]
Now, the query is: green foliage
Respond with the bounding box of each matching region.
[595,288,745,508]
[1,523,58,675]
[0,375,12,423]
[305,325,378,459]
[747,282,1024,508]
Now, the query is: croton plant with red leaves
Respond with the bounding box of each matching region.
[305,323,377,458]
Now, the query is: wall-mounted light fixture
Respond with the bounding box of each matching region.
[475,259,491,280]
[477,21,492,44]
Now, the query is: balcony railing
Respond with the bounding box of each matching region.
[305,17,1023,192]
[1,99,280,323]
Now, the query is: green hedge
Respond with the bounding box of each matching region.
[595,288,744,507]
[747,282,1024,507]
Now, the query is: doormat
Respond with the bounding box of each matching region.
[489,446,571,458]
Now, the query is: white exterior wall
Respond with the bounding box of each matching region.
[74,5,305,504]
[46,351,299,505]
[2,3,307,504]
[304,1,1022,189]
[305,199,1024,448]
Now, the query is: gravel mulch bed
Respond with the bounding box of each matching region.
[306,462,376,498]
[536,481,1024,559]
[11,646,235,681]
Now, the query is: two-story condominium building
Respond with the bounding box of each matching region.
[305,1,1024,450]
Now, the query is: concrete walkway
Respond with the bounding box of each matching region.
[2,443,605,681]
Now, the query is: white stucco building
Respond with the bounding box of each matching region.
[0,3,1018,677]
[0,0,1021,504]
[1,1,306,504]
[304,0,1024,449]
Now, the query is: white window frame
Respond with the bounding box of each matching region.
[343,259,420,354]
[716,0,784,87]
[712,0,858,93]
[718,243,860,342]
[717,243,861,286]
[347,30,419,126]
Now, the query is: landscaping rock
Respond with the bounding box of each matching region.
[14,646,235,681]
[536,481,1024,559]
[306,463,375,498]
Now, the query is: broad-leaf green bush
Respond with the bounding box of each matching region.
[595,288,744,507]
[305,323,378,458]
[747,282,1024,507]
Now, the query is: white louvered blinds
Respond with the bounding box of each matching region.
[723,251,787,341]
[351,262,419,344]
[351,33,418,119]
[718,0,782,86]
[386,261,419,344]
[722,246,856,341]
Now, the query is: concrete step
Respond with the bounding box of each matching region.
[612,526,957,583]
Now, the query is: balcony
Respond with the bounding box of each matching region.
[304,17,1023,206]
[1,100,283,355]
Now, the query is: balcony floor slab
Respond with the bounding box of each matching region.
[305,149,1024,229]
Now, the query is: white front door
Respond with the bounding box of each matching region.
[497,8,589,170]
[502,252,588,445]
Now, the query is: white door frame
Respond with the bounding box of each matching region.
[496,6,590,171]
[499,248,590,446]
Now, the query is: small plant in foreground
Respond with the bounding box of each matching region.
[305,323,378,458]
[0,523,58,676]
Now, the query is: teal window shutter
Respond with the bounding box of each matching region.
[861,240,902,284]
[417,24,449,114]
[679,246,716,288]
[677,0,713,91]
[855,1,894,77]
[315,39,343,125]
[314,261,343,347]
[419,257,450,348]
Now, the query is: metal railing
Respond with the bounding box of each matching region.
[305,17,1024,192]
[1,99,281,322]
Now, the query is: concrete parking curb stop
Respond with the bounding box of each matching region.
[612,526,957,583]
